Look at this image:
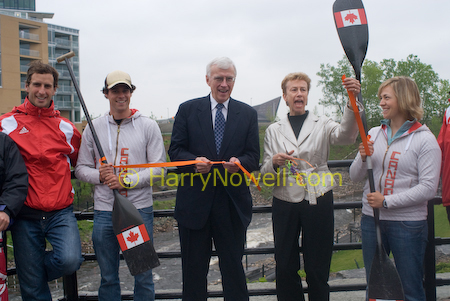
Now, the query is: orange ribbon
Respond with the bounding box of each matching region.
[342,74,371,156]
[112,160,261,191]
[290,157,314,169]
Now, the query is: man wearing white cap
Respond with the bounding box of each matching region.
[75,70,166,301]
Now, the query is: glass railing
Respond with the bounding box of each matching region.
[54,100,73,109]
[57,70,80,78]
[19,48,40,57]
[55,38,71,47]
[57,85,74,93]
[19,31,40,41]
[48,25,79,35]
[54,98,80,109]
[20,65,29,72]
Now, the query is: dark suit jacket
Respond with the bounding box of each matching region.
[168,95,260,230]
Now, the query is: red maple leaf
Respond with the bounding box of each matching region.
[126,231,140,243]
[344,12,358,24]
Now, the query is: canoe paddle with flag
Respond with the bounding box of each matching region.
[56,51,160,275]
[333,1,405,300]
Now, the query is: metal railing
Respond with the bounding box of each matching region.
[5,160,449,300]
[55,199,444,301]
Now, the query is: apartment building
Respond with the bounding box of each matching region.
[0,0,82,128]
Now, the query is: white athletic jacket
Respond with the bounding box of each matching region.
[75,110,166,211]
[349,122,441,221]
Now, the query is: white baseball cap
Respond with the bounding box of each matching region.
[105,70,133,89]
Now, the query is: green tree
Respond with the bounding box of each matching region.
[316,56,353,118]
[360,60,384,128]
[317,54,450,129]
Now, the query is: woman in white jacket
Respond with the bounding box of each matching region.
[260,72,361,301]
[349,76,441,301]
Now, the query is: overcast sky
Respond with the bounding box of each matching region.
[36,0,450,120]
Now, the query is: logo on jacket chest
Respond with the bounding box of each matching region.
[19,127,29,134]
[118,148,130,196]
[384,151,401,195]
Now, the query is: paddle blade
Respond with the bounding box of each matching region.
[368,248,404,301]
[112,191,160,275]
[333,0,368,80]
[112,190,145,231]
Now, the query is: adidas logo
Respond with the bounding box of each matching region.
[19,127,29,134]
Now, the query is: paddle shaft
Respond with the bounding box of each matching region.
[352,66,385,252]
[366,157,384,253]
[335,13,382,252]
[57,53,108,165]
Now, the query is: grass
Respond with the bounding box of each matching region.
[330,249,364,272]
[288,250,365,278]
[153,199,176,210]
[437,262,450,273]
[329,141,360,160]
[434,204,450,273]
[434,204,450,238]
[77,220,94,243]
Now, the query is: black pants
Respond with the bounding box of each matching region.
[272,191,334,301]
[178,186,248,301]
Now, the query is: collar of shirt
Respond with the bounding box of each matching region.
[381,118,416,145]
[210,95,229,126]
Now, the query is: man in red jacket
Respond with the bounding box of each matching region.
[0,61,83,301]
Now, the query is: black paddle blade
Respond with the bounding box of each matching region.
[112,191,160,275]
[368,248,404,301]
[333,0,368,80]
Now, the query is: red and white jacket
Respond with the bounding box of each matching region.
[438,104,450,206]
[0,98,80,212]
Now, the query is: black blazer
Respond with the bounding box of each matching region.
[168,95,260,229]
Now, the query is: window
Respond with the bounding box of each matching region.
[0,0,36,11]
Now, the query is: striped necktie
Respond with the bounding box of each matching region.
[214,103,226,154]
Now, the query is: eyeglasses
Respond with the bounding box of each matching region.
[213,76,235,83]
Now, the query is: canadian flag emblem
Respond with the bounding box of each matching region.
[334,9,367,28]
[116,224,150,251]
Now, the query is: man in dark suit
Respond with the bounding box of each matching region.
[168,57,260,301]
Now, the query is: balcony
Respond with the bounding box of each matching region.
[57,85,74,94]
[54,38,72,48]
[19,48,40,57]
[19,31,40,41]
[20,65,29,73]
[57,69,79,79]
[54,100,73,110]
